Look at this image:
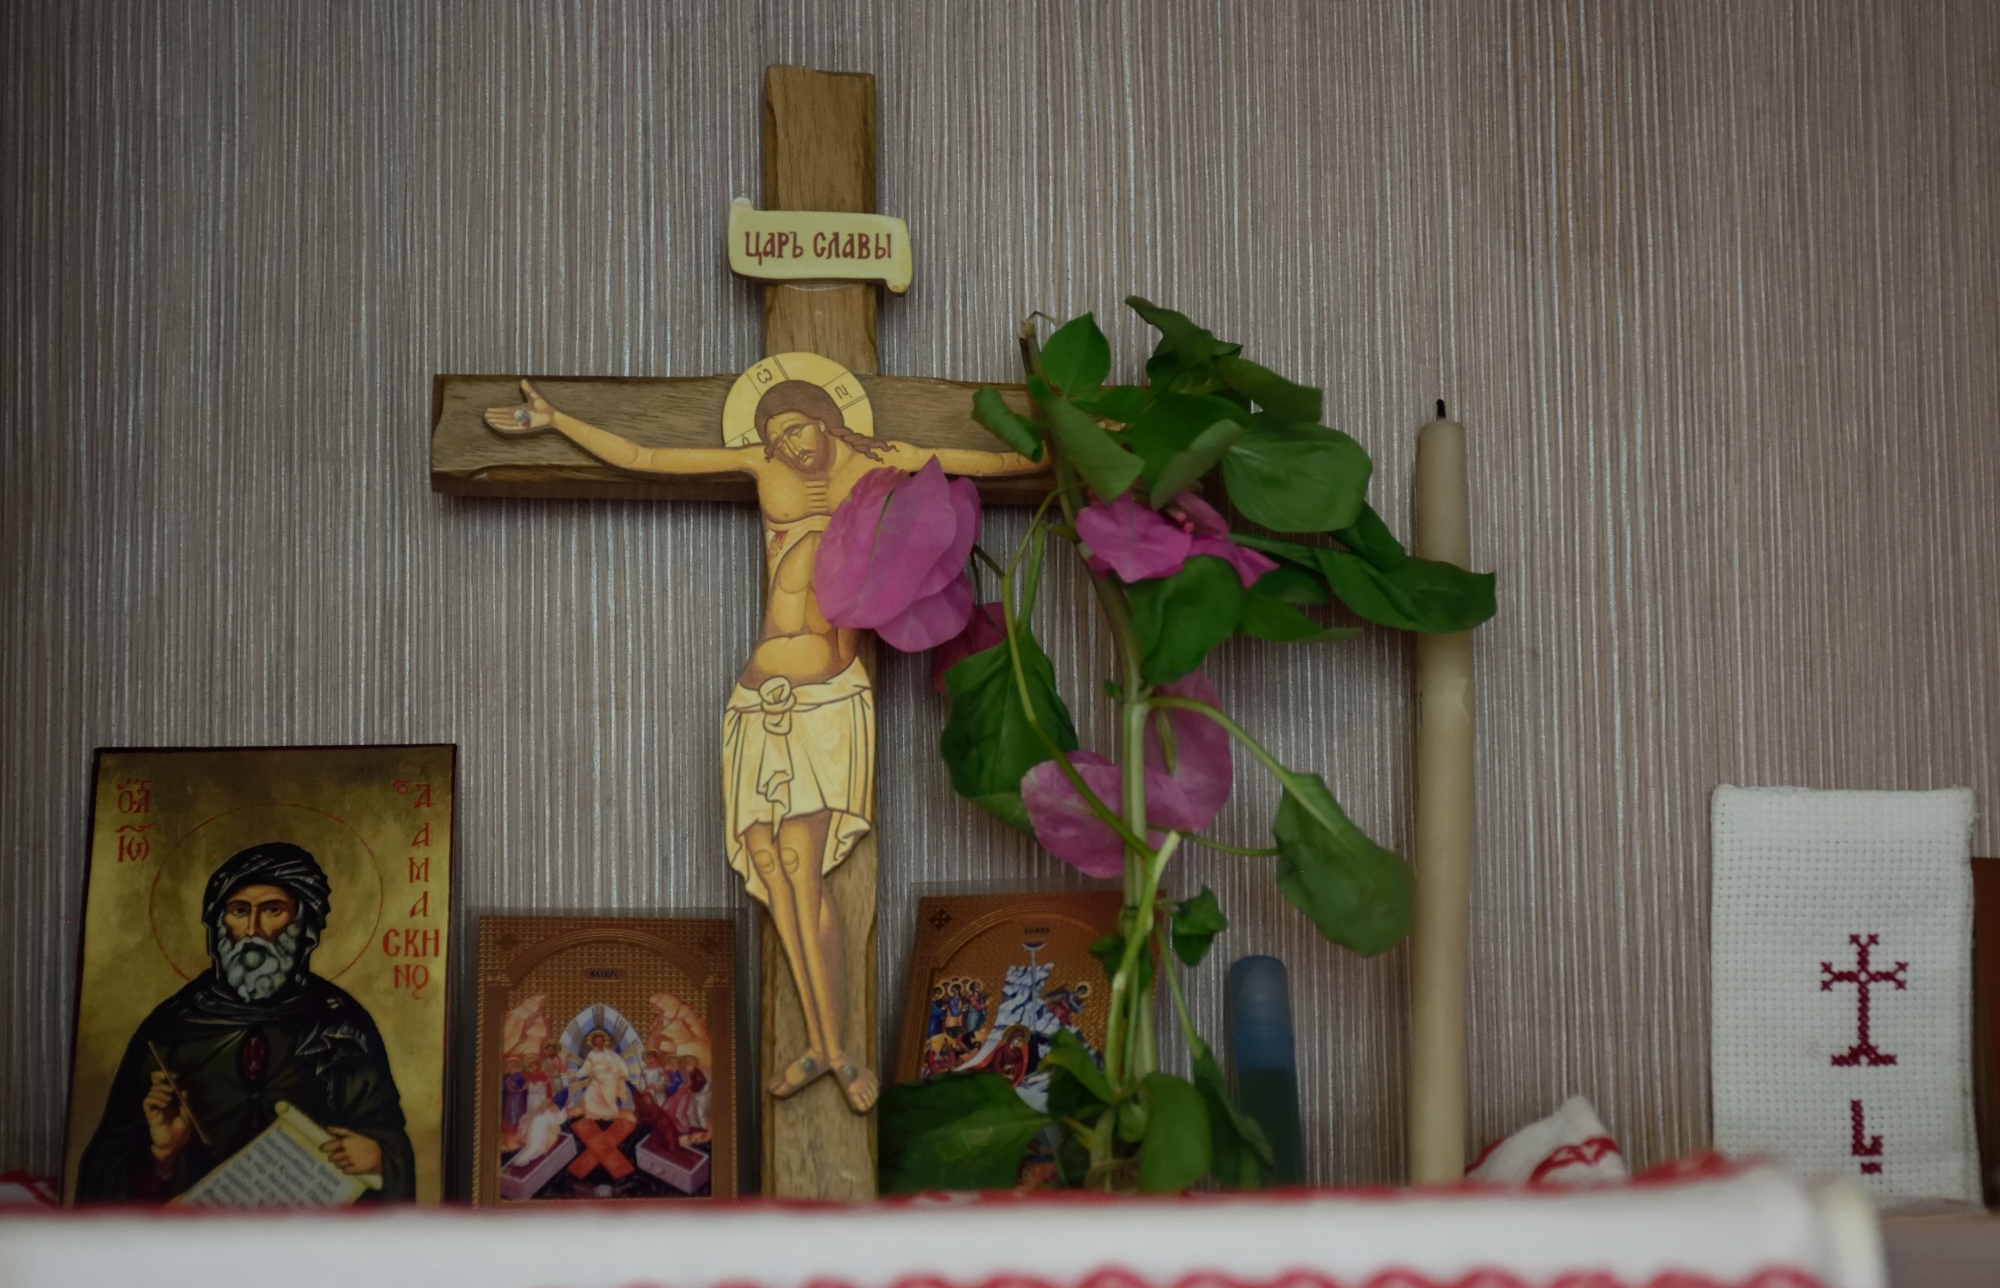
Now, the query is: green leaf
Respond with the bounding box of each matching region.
[1041,313,1112,395]
[1170,886,1230,966]
[1072,384,1151,424]
[1238,588,1360,644]
[1044,1066,1106,1128]
[1088,934,1121,980]
[1089,931,1152,997]
[1126,296,1217,368]
[1234,533,1325,572]
[1221,417,1372,533]
[1145,349,1204,398]
[1121,393,1253,483]
[1252,562,1329,605]
[1116,1099,1148,1143]
[940,627,1080,831]
[878,1072,1052,1194]
[1189,1037,1274,1190]
[1271,770,1414,957]
[1317,550,1496,633]
[971,386,1043,462]
[1039,1028,1113,1106]
[1238,530,1494,634]
[1055,1118,1094,1188]
[1216,354,1322,424]
[1136,1072,1211,1193]
[1148,419,1247,507]
[1127,556,1245,685]
[1333,502,1406,570]
[1032,376,1145,501]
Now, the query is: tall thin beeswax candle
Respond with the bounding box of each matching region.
[1408,402,1476,1185]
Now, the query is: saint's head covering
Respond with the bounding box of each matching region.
[201,841,332,990]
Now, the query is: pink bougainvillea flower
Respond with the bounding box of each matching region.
[932,601,1007,694]
[1166,492,1279,588]
[1075,492,1192,582]
[1023,673,1234,874]
[819,457,982,651]
[878,570,973,653]
[1144,671,1234,829]
[1022,753,1158,878]
[1075,489,1275,589]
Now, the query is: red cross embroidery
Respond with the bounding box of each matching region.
[1820,934,1907,1067]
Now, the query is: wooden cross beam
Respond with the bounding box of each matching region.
[433,66,1047,1201]
[431,372,1042,506]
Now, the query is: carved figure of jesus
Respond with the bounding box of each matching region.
[486,365,1037,1113]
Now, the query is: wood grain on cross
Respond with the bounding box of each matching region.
[433,67,1046,1200]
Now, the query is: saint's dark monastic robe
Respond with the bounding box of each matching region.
[74,843,415,1203]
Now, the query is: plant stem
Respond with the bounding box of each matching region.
[995,569,1147,851]
[1160,921,1204,1056]
[1184,835,1284,858]
[1120,693,1150,906]
[1149,695,1292,781]
[971,545,1007,580]
[1104,831,1179,1087]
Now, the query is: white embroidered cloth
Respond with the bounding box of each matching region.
[1467,1095,1629,1186]
[0,1163,1880,1288]
[1711,785,1980,1207]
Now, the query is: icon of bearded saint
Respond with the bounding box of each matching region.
[74,842,414,1203]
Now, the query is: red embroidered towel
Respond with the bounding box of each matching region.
[1466,1095,1629,1186]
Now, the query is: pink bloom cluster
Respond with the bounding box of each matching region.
[1020,673,1233,876]
[818,459,981,652]
[1074,492,1277,588]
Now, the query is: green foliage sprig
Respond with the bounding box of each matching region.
[880,299,1495,1194]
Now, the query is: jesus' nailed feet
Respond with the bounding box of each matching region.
[768,1050,878,1112]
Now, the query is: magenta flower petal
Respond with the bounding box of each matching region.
[1141,773,1208,833]
[908,474,982,603]
[1166,492,1230,538]
[876,572,975,652]
[1075,493,1191,583]
[1189,535,1280,588]
[1023,751,1202,873]
[933,601,1007,694]
[815,466,902,625]
[1022,753,1129,878]
[855,459,960,624]
[1145,672,1233,829]
[818,462,961,630]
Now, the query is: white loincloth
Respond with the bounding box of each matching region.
[722,655,874,905]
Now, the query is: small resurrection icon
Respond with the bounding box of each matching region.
[1820,933,1907,1067]
[1848,1100,1883,1176]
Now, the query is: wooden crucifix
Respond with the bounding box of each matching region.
[432,66,1046,1199]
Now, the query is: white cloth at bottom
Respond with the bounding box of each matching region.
[2,1162,1880,1288]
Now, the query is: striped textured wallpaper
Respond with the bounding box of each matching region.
[3,0,1995,1189]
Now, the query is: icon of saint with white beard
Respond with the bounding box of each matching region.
[74,842,413,1202]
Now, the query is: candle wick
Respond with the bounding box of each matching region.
[1436,399,1447,419]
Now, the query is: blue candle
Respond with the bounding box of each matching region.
[1228,955,1305,1184]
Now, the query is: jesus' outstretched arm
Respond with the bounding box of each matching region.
[875,441,1045,478]
[485,379,758,476]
